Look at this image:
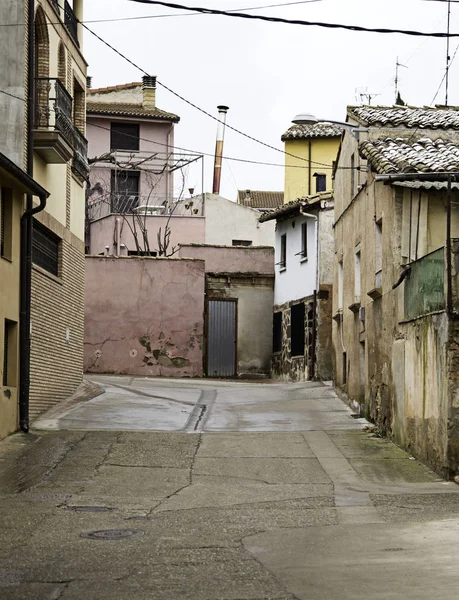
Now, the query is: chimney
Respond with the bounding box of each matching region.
[86,76,92,89]
[212,105,229,195]
[142,75,156,108]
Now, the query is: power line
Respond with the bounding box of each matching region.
[128,0,459,37]
[78,18,345,169]
[0,1,323,27]
[0,89,25,102]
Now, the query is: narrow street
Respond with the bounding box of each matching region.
[1,377,459,599]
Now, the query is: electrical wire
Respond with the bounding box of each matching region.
[0,89,25,102]
[0,0,324,26]
[129,0,459,37]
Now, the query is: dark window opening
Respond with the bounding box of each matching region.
[273,312,282,353]
[1,188,13,260]
[32,220,60,276]
[128,250,157,257]
[110,122,140,151]
[232,240,252,247]
[343,352,347,384]
[315,173,326,193]
[111,170,140,213]
[291,302,305,357]
[300,222,308,259]
[3,319,18,387]
[279,233,287,269]
[351,154,355,197]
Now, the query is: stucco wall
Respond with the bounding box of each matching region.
[89,215,205,256]
[178,245,274,275]
[274,215,317,305]
[84,256,205,377]
[204,195,275,247]
[284,138,341,203]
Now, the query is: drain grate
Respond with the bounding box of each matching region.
[65,506,117,513]
[80,529,144,540]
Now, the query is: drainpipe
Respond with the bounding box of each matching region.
[308,139,312,195]
[212,105,229,195]
[19,0,45,432]
[115,217,121,256]
[447,174,453,315]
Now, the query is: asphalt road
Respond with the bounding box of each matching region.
[0,376,458,599]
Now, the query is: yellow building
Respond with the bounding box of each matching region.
[0,153,49,440]
[282,123,342,203]
[0,0,88,430]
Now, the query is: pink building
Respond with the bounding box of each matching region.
[86,77,205,256]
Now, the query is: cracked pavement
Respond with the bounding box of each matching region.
[1,377,459,599]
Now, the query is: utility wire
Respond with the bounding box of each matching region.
[129,0,459,37]
[0,0,323,26]
[0,89,25,102]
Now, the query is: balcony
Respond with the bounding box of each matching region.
[73,126,89,181]
[34,78,74,163]
[64,1,79,46]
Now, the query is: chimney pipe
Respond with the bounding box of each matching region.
[86,76,92,89]
[212,105,229,195]
[142,75,157,108]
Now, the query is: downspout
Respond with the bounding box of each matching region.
[308,139,312,195]
[446,174,453,314]
[19,0,47,432]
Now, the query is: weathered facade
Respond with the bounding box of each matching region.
[84,256,205,377]
[260,193,334,381]
[178,245,275,377]
[0,0,88,424]
[333,105,459,477]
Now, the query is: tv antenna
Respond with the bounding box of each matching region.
[355,87,380,106]
[395,57,408,103]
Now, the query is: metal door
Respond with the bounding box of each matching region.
[207,299,237,377]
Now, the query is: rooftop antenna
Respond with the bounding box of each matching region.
[446,0,451,105]
[395,56,408,104]
[355,87,380,106]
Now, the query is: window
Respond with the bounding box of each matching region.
[350,153,355,197]
[1,188,13,261]
[73,78,85,132]
[300,222,308,260]
[279,234,287,269]
[32,219,60,276]
[110,122,140,151]
[232,240,252,247]
[3,319,18,387]
[111,170,140,213]
[291,302,305,357]
[354,246,361,302]
[273,312,282,353]
[315,173,326,193]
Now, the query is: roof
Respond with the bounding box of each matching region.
[360,137,459,174]
[88,82,142,94]
[281,122,343,141]
[86,102,179,123]
[393,180,459,190]
[0,151,49,198]
[348,105,459,130]
[259,191,332,223]
[237,190,284,210]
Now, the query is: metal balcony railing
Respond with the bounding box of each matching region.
[34,78,73,146]
[73,126,89,180]
[50,0,60,13]
[64,0,79,46]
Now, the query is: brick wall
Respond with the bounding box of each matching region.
[29,212,85,421]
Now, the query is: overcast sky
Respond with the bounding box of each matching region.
[84,0,459,199]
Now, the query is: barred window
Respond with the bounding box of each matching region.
[32,220,60,276]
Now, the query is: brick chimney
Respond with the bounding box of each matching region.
[142,75,156,108]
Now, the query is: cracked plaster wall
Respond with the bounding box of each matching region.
[84,256,205,377]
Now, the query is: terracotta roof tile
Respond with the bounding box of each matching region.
[281,122,343,141]
[359,137,459,174]
[237,190,284,209]
[349,105,459,129]
[86,102,179,122]
[259,191,332,223]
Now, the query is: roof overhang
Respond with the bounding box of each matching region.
[0,152,49,199]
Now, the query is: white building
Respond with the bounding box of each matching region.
[259,192,334,381]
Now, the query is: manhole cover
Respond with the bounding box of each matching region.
[65,506,117,513]
[80,529,144,540]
